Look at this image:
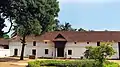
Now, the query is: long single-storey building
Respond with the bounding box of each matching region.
[9,31,120,59]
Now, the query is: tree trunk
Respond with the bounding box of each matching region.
[20,35,26,60]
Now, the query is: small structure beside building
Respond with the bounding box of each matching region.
[0,39,10,57]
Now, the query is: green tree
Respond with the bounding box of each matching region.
[0,0,14,37]
[11,0,42,60]
[78,28,86,32]
[3,34,9,39]
[11,0,60,60]
[56,23,86,31]
[32,0,60,34]
[84,42,116,67]
[56,22,75,31]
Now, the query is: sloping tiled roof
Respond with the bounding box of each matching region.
[0,38,9,45]
[10,35,36,42]
[11,31,120,42]
[36,31,120,42]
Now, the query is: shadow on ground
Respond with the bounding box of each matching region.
[0,57,20,62]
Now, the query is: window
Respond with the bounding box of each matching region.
[4,45,9,49]
[87,42,89,44]
[97,42,100,46]
[45,42,47,44]
[68,50,72,55]
[32,49,36,55]
[74,42,77,44]
[33,41,36,46]
[45,49,48,54]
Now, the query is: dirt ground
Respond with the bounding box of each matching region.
[0,57,33,67]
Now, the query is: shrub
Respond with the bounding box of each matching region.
[28,60,95,67]
[28,60,40,67]
[28,60,120,67]
[104,61,120,67]
[84,42,116,67]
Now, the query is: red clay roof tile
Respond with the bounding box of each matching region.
[11,31,120,42]
[36,31,120,42]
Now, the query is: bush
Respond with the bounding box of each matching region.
[28,60,95,67]
[28,60,120,67]
[39,60,95,67]
[84,42,116,67]
[104,61,120,67]
[28,60,40,67]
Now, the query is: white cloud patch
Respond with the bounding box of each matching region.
[58,0,120,3]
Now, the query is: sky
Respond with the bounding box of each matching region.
[58,0,120,31]
[3,0,120,34]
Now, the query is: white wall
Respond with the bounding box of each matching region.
[0,49,10,57]
[34,42,54,57]
[65,42,97,58]
[9,41,119,59]
[65,42,119,59]
[9,41,55,58]
[9,42,22,56]
[111,43,119,59]
[0,46,4,49]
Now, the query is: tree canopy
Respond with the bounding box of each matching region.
[3,34,9,39]
[9,0,60,60]
[55,22,86,31]
[0,0,14,37]
[31,0,60,33]
[55,22,73,31]
[78,28,86,32]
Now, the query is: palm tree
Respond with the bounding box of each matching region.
[57,22,73,31]
[78,28,86,32]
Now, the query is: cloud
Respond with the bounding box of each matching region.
[58,0,120,3]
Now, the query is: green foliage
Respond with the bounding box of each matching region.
[84,42,116,67]
[78,28,86,32]
[0,17,5,37]
[12,0,42,36]
[28,60,95,67]
[104,61,120,67]
[10,0,60,60]
[12,0,60,35]
[56,22,76,31]
[28,60,40,67]
[28,60,120,67]
[31,0,60,33]
[10,0,43,60]
[3,34,9,39]
[55,22,87,31]
[15,19,42,37]
[0,0,14,37]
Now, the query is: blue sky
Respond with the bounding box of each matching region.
[3,0,120,33]
[58,0,120,31]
